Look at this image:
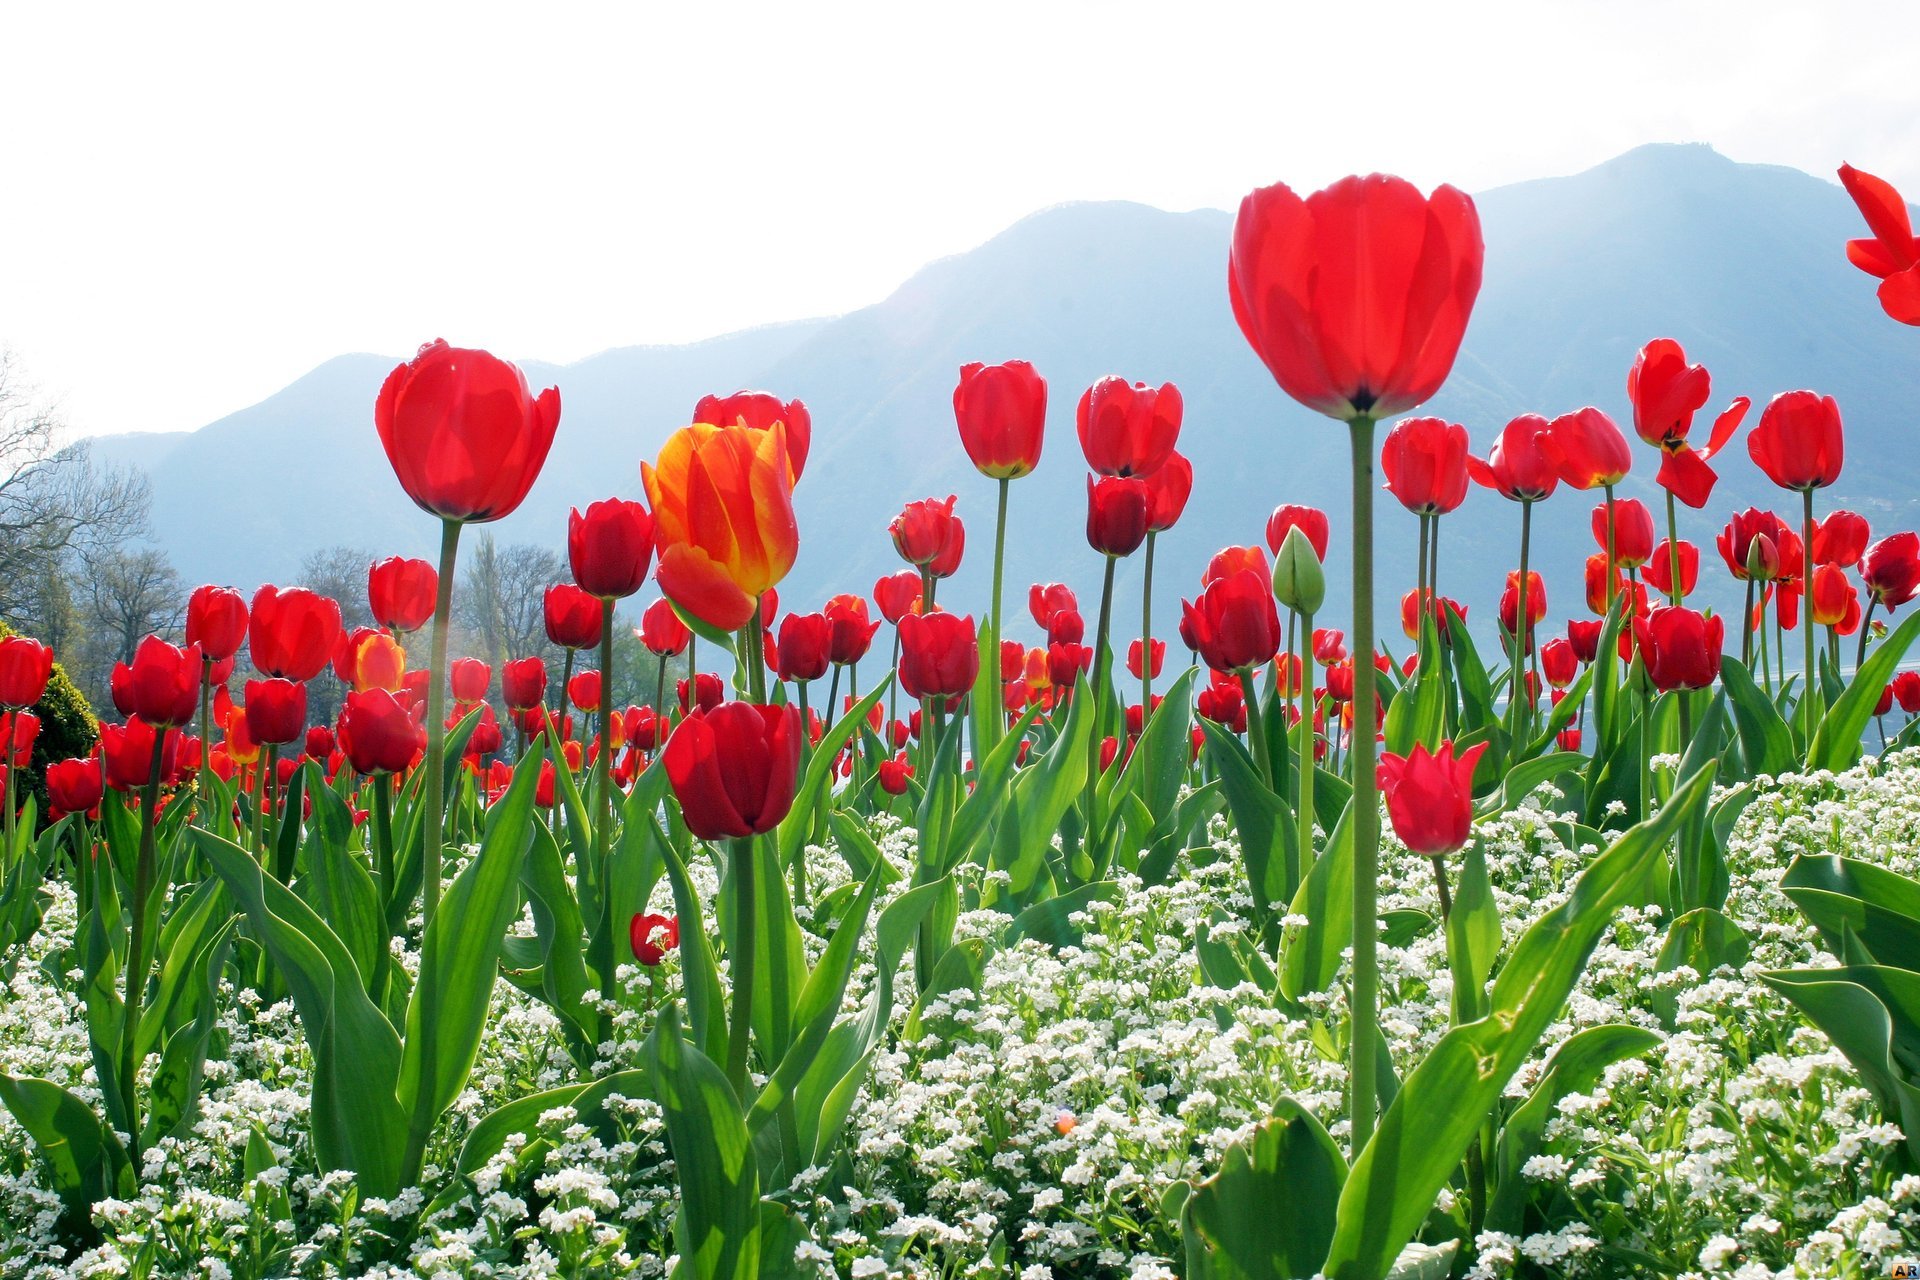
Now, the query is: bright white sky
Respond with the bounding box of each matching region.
[4,0,1916,440]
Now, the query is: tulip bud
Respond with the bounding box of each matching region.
[1271,525,1326,615]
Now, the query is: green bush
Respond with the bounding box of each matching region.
[0,619,99,820]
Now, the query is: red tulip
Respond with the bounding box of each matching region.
[1540,638,1578,689]
[1838,163,1920,325]
[1401,589,1465,640]
[101,718,179,791]
[873,571,924,626]
[1749,390,1844,492]
[1814,510,1871,567]
[678,672,726,713]
[1567,620,1603,664]
[250,586,342,682]
[1180,569,1282,674]
[1633,605,1724,691]
[695,390,810,481]
[1086,475,1151,558]
[1499,571,1547,635]
[568,498,656,600]
[1717,509,1793,583]
[1229,174,1483,421]
[1128,638,1165,681]
[375,339,561,523]
[450,657,491,703]
[1583,555,1625,616]
[1379,417,1471,516]
[1264,505,1331,559]
[1592,498,1654,568]
[877,752,915,796]
[1627,339,1749,509]
[544,584,605,650]
[1810,564,1856,628]
[118,636,202,728]
[1863,533,1920,610]
[822,594,881,665]
[1312,629,1347,664]
[629,912,680,966]
[337,688,426,775]
[1076,378,1181,477]
[1643,539,1699,599]
[0,636,53,710]
[1046,609,1085,647]
[502,657,547,711]
[1195,671,1248,733]
[1378,740,1487,856]
[954,361,1047,479]
[637,599,691,658]
[185,586,249,661]
[890,495,962,568]
[1204,545,1270,586]
[1895,670,1920,714]
[306,725,335,759]
[775,613,832,683]
[1543,406,1632,490]
[1466,414,1559,502]
[927,520,965,580]
[243,678,307,747]
[662,702,801,841]
[569,670,602,713]
[1028,583,1079,631]
[898,612,979,699]
[1047,642,1093,688]
[2,713,38,770]
[45,756,103,819]
[1143,451,1194,533]
[367,558,437,635]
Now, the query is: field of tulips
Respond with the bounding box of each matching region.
[3,163,1920,1280]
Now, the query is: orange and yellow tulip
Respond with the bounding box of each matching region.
[643,421,799,633]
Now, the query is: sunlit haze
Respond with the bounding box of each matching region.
[4,0,1916,440]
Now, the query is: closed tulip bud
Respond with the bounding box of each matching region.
[1542,406,1632,490]
[1567,620,1602,664]
[1128,638,1165,680]
[953,360,1047,479]
[775,613,832,683]
[890,495,962,568]
[663,702,801,841]
[1500,571,1547,640]
[1540,638,1578,688]
[1142,451,1194,532]
[1195,672,1247,733]
[45,755,103,819]
[366,557,438,635]
[1265,505,1331,559]
[568,498,656,600]
[2,713,38,769]
[243,678,307,746]
[1076,377,1182,477]
[502,657,547,711]
[1085,475,1151,557]
[1379,740,1488,856]
[1632,604,1724,691]
[119,636,202,728]
[450,657,491,703]
[250,586,342,683]
[185,586,249,661]
[1045,609,1085,647]
[306,725,336,759]
[1592,498,1654,568]
[1028,583,1079,631]
[898,612,979,700]
[822,594,880,665]
[0,636,53,710]
[1749,390,1844,492]
[1380,417,1472,515]
[629,912,680,966]
[1643,539,1700,599]
[877,751,914,796]
[569,670,603,713]
[545,583,606,651]
[376,340,561,523]
[1182,570,1281,674]
[873,571,924,625]
[1271,525,1326,615]
[1863,533,1920,610]
[338,689,426,774]
[1326,661,1356,703]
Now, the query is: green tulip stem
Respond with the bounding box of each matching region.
[1238,668,1273,791]
[1087,554,1118,826]
[1742,577,1756,668]
[1857,599,1877,675]
[372,770,396,924]
[1802,488,1819,742]
[594,601,617,1008]
[725,834,756,1099]
[1,711,15,864]
[1508,498,1534,744]
[422,517,462,929]
[196,656,214,812]
[990,477,1010,749]
[118,728,170,1158]
[653,653,667,727]
[1663,488,1685,608]
[794,679,811,907]
[1347,414,1381,1154]
[1297,609,1316,880]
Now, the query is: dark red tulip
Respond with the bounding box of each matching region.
[775,613,832,683]
[1143,451,1194,533]
[639,599,691,658]
[450,657,491,703]
[45,755,103,819]
[502,657,547,711]
[250,586,342,682]
[367,558,437,635]
[1863,533,1920,610]
[101,718,178,791]
[1814,510,1871,567]
[306,725,335,759]
[185,586,249,661]
[1380,417,1471,516]
[1838,163,1920,325]
[890,496,962,569]
[0,636,53,710]
[337,688,426,775]
[376,339,561,523]
[954,360,1047,480]
[1627,339,1749,509]
[545,583,605,651]
[1265,505,1331,559]
[695,390,811,480]
[629,912,680,966]
[119,636,202,728]
[569,670,602,713]
[1181,569,1282,674]
[1378,740,1488,856]
[1633,605,1723,691]
[877,752,914,796]
[1076,378,1181,477]
[1643,539,1699,599]
[1466,414,1559,502]
[1717,509,1793,583]
[1543,406,1632,490]
[1045,642,1092,688]
[873,572,924,626]
[1086,475,1151,558]
[1567,620,1602,664]
[1029,583,1079,631]
[1749,390,1844,493]
[1229,174,1483,421]
[1540,638,1578,688]
[1195,671,1248,733]
[1128,638,1165,680]
[898,611,979,700]
[1592,498,1654,568]
[822,594,880,665]
[679,672,726,714]
[1895,670,1920,714]
[568,498,655,600]
[662,702,801,841]
[243,678,307,747]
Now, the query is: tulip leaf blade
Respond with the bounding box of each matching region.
[1810,608,1920,772]
[0,1073,134,1245]
[1181,1100,1345,1280]
[643,1004,762,1280]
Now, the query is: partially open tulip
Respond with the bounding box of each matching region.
[1543,407,1632,490]
[1379,417,1471,516]
[1378,740,1488,856]
[375,339,561,523]
[1128,638,1165,680]
[1811,564,1857,628]
[351,632,408,693]
[954,361,1047,479]
[1627,339,1749,509]
[877,752,914,796]
[822,594,881,665]
[367,558,437,635]
[775,613,832,683]
[890,495,963,568]
[1046,609,1085,647]
[643,421,799,634]
[1633,604,1724,691]
[1643,539,1699,599]
[1076,378,1182,477]
[638,599,691,658]
[569,670,602,713]
[1718,510,1792,583]
[1863,533,1920,610]
[873,572,924,626]
[250,586,342,682]
[545,584,605,651]
[695,390,810,481]
[0,636,53,710]
[243,678,307,746]
[119,636,202,728]
[662,702,801,841]
[1540,638,1578,688]
[1228,174,1483,421]
[1583,555,1626,616]
[1896,671,1920,714]
[1749,390,1844,492]
[1499,571,1547,635]
[45,756,103,819]
[1592,498,1655,568]
[102,718,178,791]
[185,586,249,661]
[1029,583,1078,631]
[629,912,680,966]
[1142,451,1194,533]
[1085,476,1151,557]
[450,657,491,703]
[1264,505,1331,559]
[1814,511,1871,567]
[568,498,656,600]
[1181,570,1281,673]
[337,688,426,775]
[1467,414,1560,502]
[898,612,979,699]
[502,656,547,711]
[1567,620,1603,664]
[1838,163,1920,325]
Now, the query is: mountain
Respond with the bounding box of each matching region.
[89,144,1920,652]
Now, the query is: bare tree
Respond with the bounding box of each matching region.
[458,534,563,668]
[297,544,376,631]
[69,545,183,707]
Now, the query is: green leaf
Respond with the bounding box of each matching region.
[516,818,598,1060]
[1002,881,1117,949]
[1761,965,1920,1165]
[0,1074,133,1242]
[1721,657,1794,777]
[644,1005,762,1280]
[990,676,1091,905]
[1474,751,1583,818]
[657,823,730,1066]
[776,680,890,871]
[1279,798,1355,999]
[1182,1101,1346,1279]
[1202,717,1294,924]
[1809,608,1920,772]
[1780,854,1920,971]
[1446,844,1500,1024]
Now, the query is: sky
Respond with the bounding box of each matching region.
[3,0,1917,441]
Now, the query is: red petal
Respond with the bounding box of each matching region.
[1880,268,1920,325]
